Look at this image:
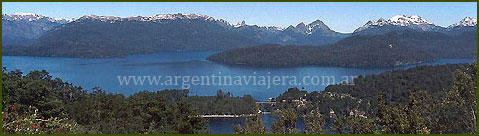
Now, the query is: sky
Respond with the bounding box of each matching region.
[2,2,477,33]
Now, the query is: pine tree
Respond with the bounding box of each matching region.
[406,92,431,134]
[303,108,325,134]
[439,69,477,134]
[331,114,346,134]
[346,108,378,134]
[233,103,266,134]
[271,108,299,134]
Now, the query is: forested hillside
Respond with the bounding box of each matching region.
[2,63,476,134]
[1,69,255,134]
[207,30,477,67]
[3,18,258,58]
[241,63,476,134]
[2,14,348,58]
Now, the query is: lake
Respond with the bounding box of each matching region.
[2,51,474,134]
[206,114,307,134]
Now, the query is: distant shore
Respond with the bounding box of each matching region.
[200,114,255,118]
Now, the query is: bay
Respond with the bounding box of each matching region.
[2,51,473,134]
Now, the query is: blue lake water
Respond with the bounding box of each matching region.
[2,51,473,101]
[1,51,474,134]
[206,114,305,134]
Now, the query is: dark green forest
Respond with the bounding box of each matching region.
[234,63,477,134]
[2,19,259,58]
[207,30,477,67]
[2,63,477,134]
[1,68,255,134]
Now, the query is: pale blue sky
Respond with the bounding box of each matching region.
[2,2,477,33]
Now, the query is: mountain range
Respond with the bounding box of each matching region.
[353,15,477,35]
[2,13,68,45]
[2,13,477,58]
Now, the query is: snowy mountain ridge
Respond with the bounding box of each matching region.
[2,12,67,23]
[355,15,476,34]
[4,13,476,33]
[448,17,477,28]
[355,15,436,33]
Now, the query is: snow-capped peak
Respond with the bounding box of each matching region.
[76,13,221,23]
[3,12,67,23]
[293,22,310,34]
[448,17,477,28]
[296,22,307,27]
[232,20,284,32]
[3,12,43,21]
[388,14,432,26]
[14,12,39,16]
[364,18,388,26]
[78,15,122,22]
[288,20,331,35]
[234,20,247,27]
[265,26,284,31]
[354,15,437,33]
[361,14,433,28]
[149,13,215,21]
[309,20,325,27]
[309,19,331,31]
